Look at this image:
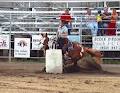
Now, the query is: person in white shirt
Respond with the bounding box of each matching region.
[57,22,69,54]
[86,8,98,36]
[58,22,68,38]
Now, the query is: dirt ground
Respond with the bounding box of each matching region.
[0,62,120,93]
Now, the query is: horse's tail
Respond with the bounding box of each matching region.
[84,48,103,64]
[85,48,103,57]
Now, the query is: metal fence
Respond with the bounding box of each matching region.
[0,1,120,62]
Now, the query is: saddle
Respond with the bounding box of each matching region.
[57,37,84,65]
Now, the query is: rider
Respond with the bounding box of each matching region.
[57,21,69,55]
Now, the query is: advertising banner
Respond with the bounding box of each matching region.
[32,35,45,50]
[67,35,80,43]
[92,36,120,51]
[0,34,9,49]
[14,38,30,58]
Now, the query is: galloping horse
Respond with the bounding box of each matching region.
[39,33,49,55]
[56,37,103,72]
[43,35,103,72]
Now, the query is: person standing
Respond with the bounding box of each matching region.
[86,8,98,36]
[60,8,72,35]
[102,7,111,35]
[107,9,118,35]
[96,10,103,36]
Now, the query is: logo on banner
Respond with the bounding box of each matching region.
[18,40,27,47]
[14,38,30,58]
[0,35,9,49]
[0,39,7,47]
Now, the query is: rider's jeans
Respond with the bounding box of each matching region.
[57,37,68,54]
[87,22,98,36]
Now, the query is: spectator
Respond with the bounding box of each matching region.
[96,10,103,36]
[107,9,118,35]
[43,33,49,50]
[86,8,98,36]
[60,8,72,35]
[102,7,111,35]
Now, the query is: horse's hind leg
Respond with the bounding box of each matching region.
[73,58,79,66]
[73,61,78,66]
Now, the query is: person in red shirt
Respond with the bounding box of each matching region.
[107,9,118,35]
[60,8,72,35]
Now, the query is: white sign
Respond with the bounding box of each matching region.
[0,34,9,49]
[32,34,56,50]
[67,35,80,43]
[32,35,45,50]
[14,38,30,58]
[92,36,120,51]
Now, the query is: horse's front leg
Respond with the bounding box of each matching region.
[72,57,80,66]
[73,61,77,66]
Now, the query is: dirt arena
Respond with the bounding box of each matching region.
[0,62,120,93]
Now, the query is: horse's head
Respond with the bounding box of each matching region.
[48,36,57,49]
[38,33,49,50]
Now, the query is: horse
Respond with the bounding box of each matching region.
[64,42,102,62]
[38,33,49,56]
[42,35,103,73]
[43,33,49,51]
[56,36,103,72]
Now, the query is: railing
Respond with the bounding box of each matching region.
[0,1,120,62]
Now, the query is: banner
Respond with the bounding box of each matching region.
[32,34,81,50]
[92,36,120,51]
[32,34,55,50]
[0,34,9,49]
[67,35,80,43]
[14,38,30,58]
[32,35,45,50]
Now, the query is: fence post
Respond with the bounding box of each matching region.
[9,13,12,62]
[79,15,82,44]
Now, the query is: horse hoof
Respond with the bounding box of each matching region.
[41,67,46,73]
